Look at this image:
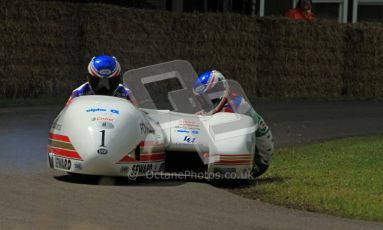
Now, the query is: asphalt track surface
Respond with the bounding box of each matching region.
[1,101,383,230]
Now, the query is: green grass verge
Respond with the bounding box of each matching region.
[230,136,383,222]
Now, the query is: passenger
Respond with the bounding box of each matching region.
[66,55,137,105]
[193,70,274,177]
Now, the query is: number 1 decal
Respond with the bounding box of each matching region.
[100,130,106,147]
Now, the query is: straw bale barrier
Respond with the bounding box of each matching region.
[257,17,346,98]
[0,0,382,100]
[345,23,383,98]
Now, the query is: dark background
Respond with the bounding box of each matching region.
[39,0,383,22]
[1,0,382,101]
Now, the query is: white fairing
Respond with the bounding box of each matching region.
[48,60,259,179]
[67,96,141,158]
[48,96,166,176]
[49,95,256,178]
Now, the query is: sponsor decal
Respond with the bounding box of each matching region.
[86,108,107,113]
[179,120,200,129]
[54,157,71,170]
[183,136,196,143]
[74,163,82,170]
[100,121,114,129]
[139,123,155,134]
[256,113,268,132]
[174,120,201,131]
[91,117,114,122]
[91,118,115,129]
[97,148,108,155]
[110,109,119,115]
[132,164,153,173]
[176,129,199,135]
[120,166,129,174]
[177,129,189,133]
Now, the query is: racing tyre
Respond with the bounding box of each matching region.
[251,161,269,178]
[251,149,270,178]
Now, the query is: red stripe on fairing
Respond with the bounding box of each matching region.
[47,146,82,160]
[117,153,165,163]
[218,154,252,157]
[48,133,70,142]
[215,160,251,164]
[117,155,136,163]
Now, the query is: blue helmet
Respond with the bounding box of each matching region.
[87,55,122,95]
[88,55,121,78]
[193,70,226,95]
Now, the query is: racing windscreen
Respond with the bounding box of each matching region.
[123,60,203,113]
[123,60,254,115]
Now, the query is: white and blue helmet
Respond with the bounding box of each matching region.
[87,55,122,95]
[193,70,226,95]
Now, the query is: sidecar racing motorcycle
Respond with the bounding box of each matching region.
[47,60,268,179]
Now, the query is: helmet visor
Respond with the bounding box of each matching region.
[89,75,120,96]
[194,80,229,105]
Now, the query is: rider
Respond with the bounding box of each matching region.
[193,70,274,177]
[66,55,137,105]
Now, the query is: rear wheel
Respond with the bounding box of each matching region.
[251,148,270,178]
[251,162,269,178]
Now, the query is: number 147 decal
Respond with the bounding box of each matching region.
[183,136,196,143]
